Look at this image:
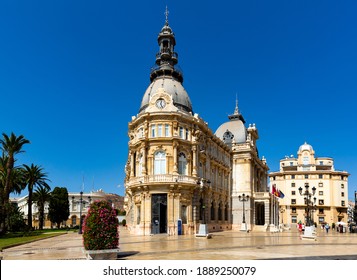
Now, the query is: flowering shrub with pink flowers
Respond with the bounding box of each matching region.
[82,200,119,250]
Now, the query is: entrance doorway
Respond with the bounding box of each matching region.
[151,194,167,234]
[255,202,265,225]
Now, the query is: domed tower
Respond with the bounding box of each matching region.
[124,9,232,236]
[139,7,192,114]
[215,99,247,147]
[215,100,270,232]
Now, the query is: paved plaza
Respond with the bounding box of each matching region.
[1,226,357,260]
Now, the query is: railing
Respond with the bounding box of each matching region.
[253,192,271,199]
[155,48,178,59]
[150,64,183,77]
[128,174,197,186]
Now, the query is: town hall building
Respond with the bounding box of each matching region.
[124,11,277,235]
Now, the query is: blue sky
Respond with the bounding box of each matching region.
[1,0,356,200]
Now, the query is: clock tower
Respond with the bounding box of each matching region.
[124,9,232,235]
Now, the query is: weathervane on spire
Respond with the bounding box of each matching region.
[234,94,239,115]
[228,94,245,123]
[165,6,169,25]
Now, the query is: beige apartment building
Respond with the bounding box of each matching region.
[124,12,276,235]
[269,142,349,226]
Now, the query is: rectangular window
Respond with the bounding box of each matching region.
[341,192,345,197]
[292,207,297,213]
[291,216,297,223]
[179,127,184,139]
[319,174,323,179]
[319,208,324,214]
[138,127,144,138]
[291,175,295,179]
[341,184,344,189]
[291,199,296,205]
[341,201,345,206]
[304,174,309,179]
[151,125,156,137]
[165,124,170,136]
[319,191,323,196]
[291,182,295,187]
[185,128,189,140]
[318,217,325,224]
[290,162,293,166]
[319,182,323,187]
[291,191,296,196]
[319,199,324,205]
[158,124,162,137]
[319,161,323,165]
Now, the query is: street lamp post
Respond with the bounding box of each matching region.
[238,193,249,231]
[71,191,92,234]
[195,178,211,238]
[298,183,316,227]
[298,183,317,240]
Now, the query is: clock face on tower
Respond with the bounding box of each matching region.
[155,98,166,109]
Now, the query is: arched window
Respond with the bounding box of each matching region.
[210,201,215,221]
[71,216,77,226]
[178,152,187,175]
[225,203,229,221]
[154,151,166,175]
[218,203,222,221]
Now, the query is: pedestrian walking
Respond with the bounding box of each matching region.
[325,223,330,233]
[298,222,302,233]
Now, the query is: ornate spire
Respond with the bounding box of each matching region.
[228,96,245,123]
[234,94,239,115]
[165,6,169,26]
[150,7,183,83]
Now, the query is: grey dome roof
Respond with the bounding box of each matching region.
[215,119,247,144]
[215,99,247,145]
[139,77,192,113]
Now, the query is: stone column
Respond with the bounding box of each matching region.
[173,142,178,174]
[192,145,197,176]
[141,145,147,175]
[143,190,151,235]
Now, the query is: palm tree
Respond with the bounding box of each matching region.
[0,133,30,201]
[0,133,29,234]
[0,155,26,195]
[0,155,26,226]
[23,164,50,230]
[33,185,51,230]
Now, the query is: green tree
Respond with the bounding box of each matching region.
[23,164,50,230]
[6,203,26,232]
[0,159,26,232]
[0,132,29,234]
[33,184,52,230]
[48,187,70,229]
